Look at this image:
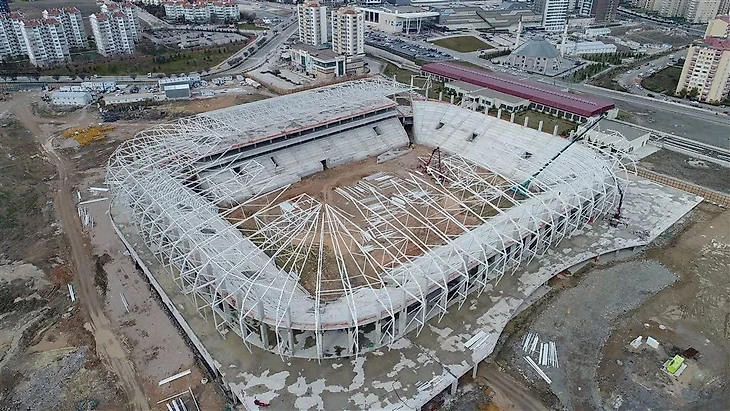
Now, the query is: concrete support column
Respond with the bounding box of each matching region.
[472,362,479,378]
[497,108,502,119]
[484,106,489,115]
[450,379,458,395]
[258,301,269,348]
[553,124,559,136]
[450,95,454,104]
[510,112,515,123]
[286,308,294,355]
[538,120,544,132]
[523,117,529,127]
[347,328,355,355]
[438,91,443,101]
[375,316,382,345]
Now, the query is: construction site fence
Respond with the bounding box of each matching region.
[633,167,730,208]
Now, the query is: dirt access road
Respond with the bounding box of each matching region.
[10,97,150,411]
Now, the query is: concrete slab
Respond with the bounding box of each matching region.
[110,176,701,410]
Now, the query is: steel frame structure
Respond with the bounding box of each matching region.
[107,82,632,360]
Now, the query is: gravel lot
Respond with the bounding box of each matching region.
[503,260,677,410]
[640,150,730,194]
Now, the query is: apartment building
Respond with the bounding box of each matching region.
[19,18,71,67]
[42,7,88,49]
[0,12,25,61]
[101,2,141,42]
[163,0,239,22]
[298,1,328,46]
[533,0,570,31]
[676,16,730,103]
[331,7,364,56]
[632,0,721,22]
[90,12,136,56]
[720,0,730,14]
[685,0,722,22]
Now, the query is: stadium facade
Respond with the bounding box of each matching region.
[107,79,630,360]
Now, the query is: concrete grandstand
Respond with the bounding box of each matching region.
[106,78,634,362]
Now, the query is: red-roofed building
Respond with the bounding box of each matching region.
[43,6,88,49]
[422,62,616,122]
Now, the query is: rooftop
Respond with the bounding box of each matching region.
[422,62,615,117]
[52,91,92,97]
[595,119,650,142]
[447,80,530,104]
[292,43,341,60]
[513,37,560,58]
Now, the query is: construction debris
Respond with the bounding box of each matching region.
[646,336,660,349]
[525,356,552,384]
[521,332,558,368]
[158,369,191,386]
[67,283,76,302]
[630,336,643,349]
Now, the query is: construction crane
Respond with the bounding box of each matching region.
[516,113,606,194]
[420,147,444,182]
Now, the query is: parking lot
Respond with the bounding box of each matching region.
[365,32,452,62]
[145,29,248,49]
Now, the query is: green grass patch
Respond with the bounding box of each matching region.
[383,63,443,99]
[641,66,682,94]
[431,36,493,53]
[512,110,577,137]
[448,60,491,71]
[42,43,247,76]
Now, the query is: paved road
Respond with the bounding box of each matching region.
[10,98,151,411]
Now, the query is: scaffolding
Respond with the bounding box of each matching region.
[107,83,632,360]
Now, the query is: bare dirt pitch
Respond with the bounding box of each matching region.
[225,146,514,299]
[469,202,730,410]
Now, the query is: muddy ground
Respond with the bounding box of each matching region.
[1,92,232,410]
[640,150,730,194]
[0,114,123,410]
[476,203,729,410]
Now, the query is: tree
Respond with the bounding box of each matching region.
[688,87,699,99]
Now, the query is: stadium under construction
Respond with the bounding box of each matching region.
[106,78,702,408]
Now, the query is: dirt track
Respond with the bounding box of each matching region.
[11,99,150,410]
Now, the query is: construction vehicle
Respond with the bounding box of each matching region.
[62,125,116,146]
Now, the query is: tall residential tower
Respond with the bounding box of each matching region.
[298,1,328,46]
[331,7,364,55]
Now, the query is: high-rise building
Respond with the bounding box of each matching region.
[590,0,619,22]
[676,16,730,103]
[533,0,569,32]
[101,2,141,42]
[705,14,730,36]
[19,18,71,67]
[331,7,364,56]
[298,1,328,46]
[719,0,730,14]
[658,0,690,17]
[0,12,26,61]
[163,0,239,23]
[90,12,136,56]
[684,0,722,23]
[42,7,89,49]
[0,0,10,14]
